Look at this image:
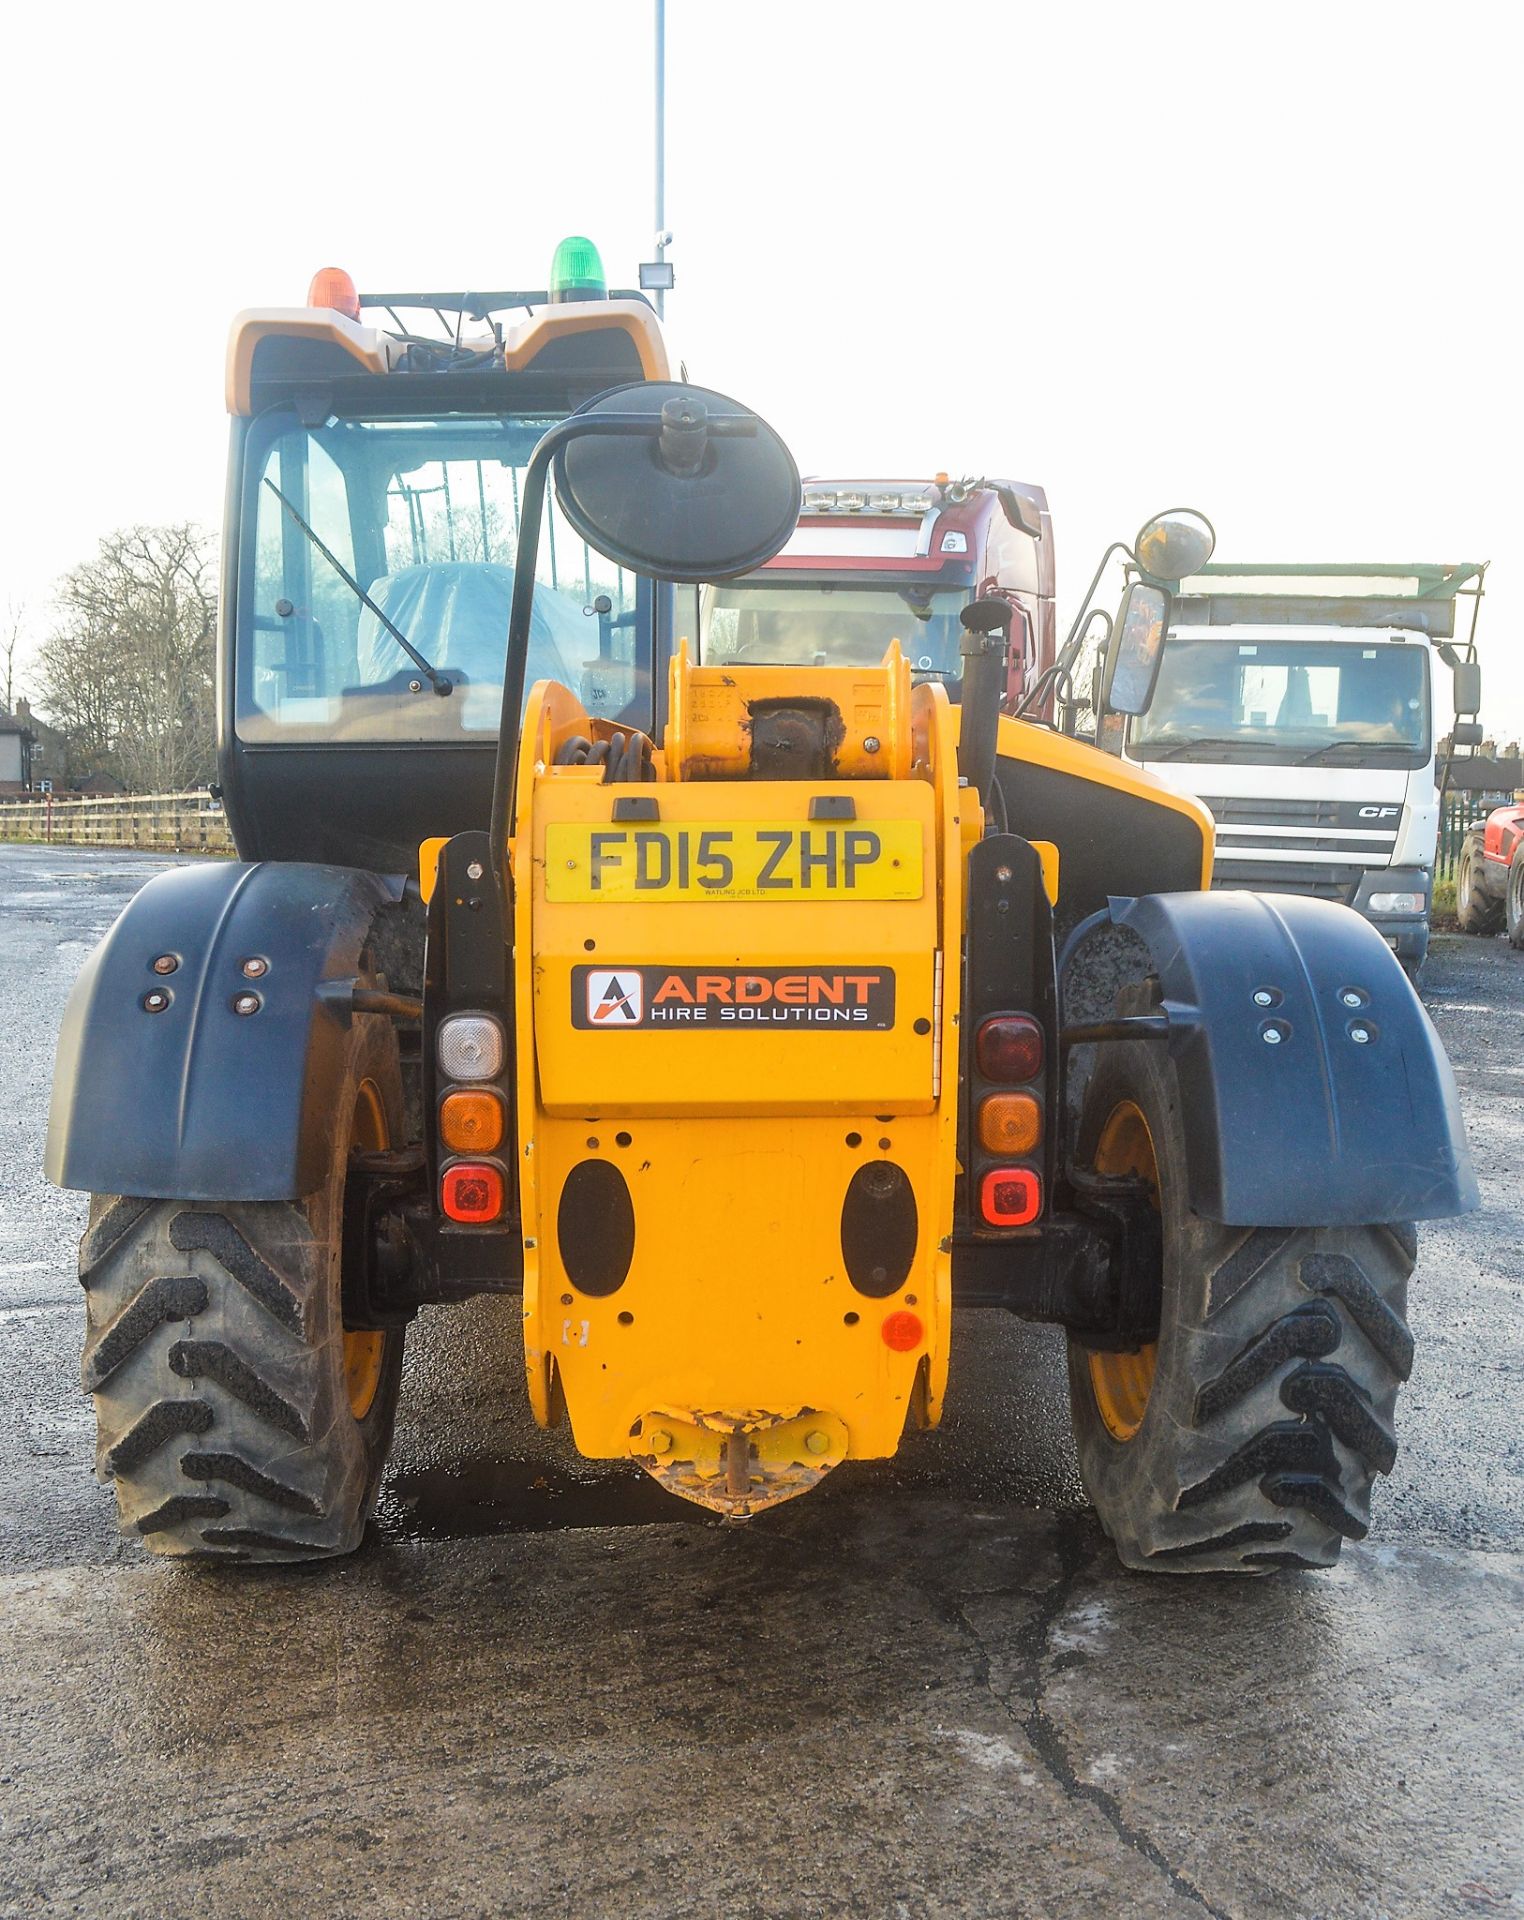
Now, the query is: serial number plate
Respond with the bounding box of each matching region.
[544,822,923,903]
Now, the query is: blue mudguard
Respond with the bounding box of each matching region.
[1111,890,1477,1225]
[46,862,405,1202]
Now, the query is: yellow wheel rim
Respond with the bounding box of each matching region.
[1087,1099,1160,1443]
[343,1079,388,1422]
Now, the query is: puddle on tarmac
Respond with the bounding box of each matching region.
[378,1455,711,1539]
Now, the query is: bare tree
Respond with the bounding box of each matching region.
[37,525,217,791]
[2,603,22,715]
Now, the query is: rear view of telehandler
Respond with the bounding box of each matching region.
[46,250,1475,1573]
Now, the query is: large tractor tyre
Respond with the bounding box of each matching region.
[1066,1015,1415,1575]
[1508,849,1524,951]
[78,1013,407,1563]
[1457,833,1504,936]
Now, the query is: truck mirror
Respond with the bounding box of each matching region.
[1101,582,1171,716]
[1134,508,1215,583]
[1451,720,1484,748]
[1452,658,1482,717]
[554,380,801,583]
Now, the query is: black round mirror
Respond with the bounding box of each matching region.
[554,381,802,583]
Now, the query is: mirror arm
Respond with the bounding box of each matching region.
[1053,541,1135,685]
[487,407,765,896]
[488,433,557,902]
[487,412,665,896]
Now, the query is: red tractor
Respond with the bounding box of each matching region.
[1456,794,1524,946]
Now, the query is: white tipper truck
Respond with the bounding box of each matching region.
[1099,563,1486,981]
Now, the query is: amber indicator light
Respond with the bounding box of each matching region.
[978,1092,1042,1156]
[440,1090,504,1154]
[976,1014,1043,1082]
[979,1166,1042,1227]
[441,1163,504,1224]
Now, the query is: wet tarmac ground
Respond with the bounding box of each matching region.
[0,845,1520,1919]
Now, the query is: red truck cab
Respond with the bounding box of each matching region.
[691,476,1055,708]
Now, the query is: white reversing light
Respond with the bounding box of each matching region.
[438,1015,505,1081]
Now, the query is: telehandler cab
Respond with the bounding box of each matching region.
[47,249,1475,1573]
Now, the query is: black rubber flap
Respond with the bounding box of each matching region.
[841,1161,919,1297]
[557,1159,636,1296]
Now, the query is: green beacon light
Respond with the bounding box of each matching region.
[549,235,607,303]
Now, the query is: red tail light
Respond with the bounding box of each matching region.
[441,1162,504,1223]
[976,1014,1043,1082]
[980,1166,1041,1227]
[307,266,361,322]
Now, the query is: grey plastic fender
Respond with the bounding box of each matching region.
[1110,890,1477,1225]
[46,861,405,1201]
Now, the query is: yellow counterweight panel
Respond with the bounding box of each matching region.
[508,677,966,1510]
[663,638,914,782]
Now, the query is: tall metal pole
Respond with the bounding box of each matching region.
[654,0,666,319]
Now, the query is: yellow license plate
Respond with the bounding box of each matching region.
[544,821,924,902]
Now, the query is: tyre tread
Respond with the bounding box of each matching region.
[105,1398,213,1476]
[168,1211,306,1334]
[167,1339,310,1440]
[137,1493,230,1534]
[180,1450,323,1515]
[1279,1360,1397,1474]
[82,1274,208,1389]
[1193,1302,1341,1421]
[1301,1250,1415,1379]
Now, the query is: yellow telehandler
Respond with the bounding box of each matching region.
[47,244,1474,1572]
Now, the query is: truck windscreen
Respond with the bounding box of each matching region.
[235,411,652,744]
[1131,637,1430,768]
[698,583,969,677]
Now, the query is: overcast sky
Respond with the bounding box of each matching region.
[4,0,1520,736]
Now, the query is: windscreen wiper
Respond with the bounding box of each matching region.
[1132,735,1256,760]
[262,478,452,697]
[1296,739,1413,764]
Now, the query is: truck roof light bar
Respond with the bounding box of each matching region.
[801,483,940,516]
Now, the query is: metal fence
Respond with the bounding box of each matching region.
[1438,786,1516,881]
[0,783,1508,875]
[0,791,233,853]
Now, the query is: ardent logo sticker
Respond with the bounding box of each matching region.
[571,966,896,1030]
[584,970,645,1025]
